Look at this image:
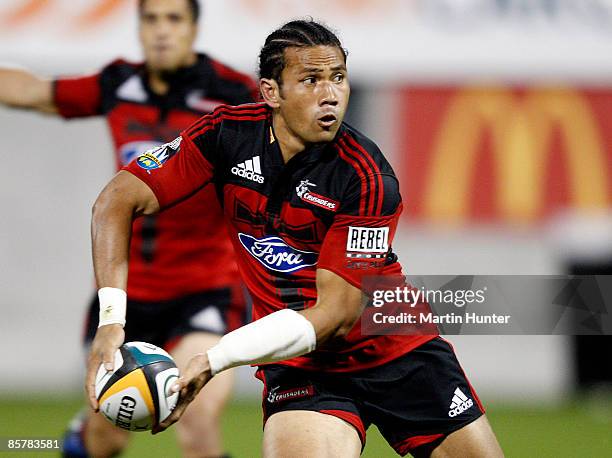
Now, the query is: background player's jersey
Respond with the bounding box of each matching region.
[126,104,436,372]
[54,55,258,301]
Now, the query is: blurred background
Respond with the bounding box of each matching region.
[1,0,612,456]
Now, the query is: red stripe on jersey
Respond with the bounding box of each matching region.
[186,105,268,137]
[343,138,376,214]
[186,104,267,134]
[214,114,267,123]
[186,105,267,136]
[335,141,368,215]
[337,137,376,215]
[188,112,268,138]
[344,134,384,215]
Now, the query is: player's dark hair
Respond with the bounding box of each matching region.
[138,0,201,23]
[259,19,347,84]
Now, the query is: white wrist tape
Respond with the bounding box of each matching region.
[207,309,316,376]
[98,287,127,327]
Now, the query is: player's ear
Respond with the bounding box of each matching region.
[260,78,281,108]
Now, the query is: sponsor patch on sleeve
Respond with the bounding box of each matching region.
[346,226,389,258]
[136,136,182,173]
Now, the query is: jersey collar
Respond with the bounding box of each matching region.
[266,118,344,167]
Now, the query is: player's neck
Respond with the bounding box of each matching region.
[148,73,170,95]
[271,113,306,163]
[147,53,198,96]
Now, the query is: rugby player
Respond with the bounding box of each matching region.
[86,19,504,457]
[0,1,256,457]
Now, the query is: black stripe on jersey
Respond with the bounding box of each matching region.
[140,215,157,263]
[270,272,308,311]
[336,137,372,216]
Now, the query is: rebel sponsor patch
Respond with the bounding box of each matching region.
[295,179,338,211]
[238,233,318,273]
[136,137,182,172]
[346,226,389,254]
[266,385,315,404]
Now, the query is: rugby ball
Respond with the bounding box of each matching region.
[95,342,179,431]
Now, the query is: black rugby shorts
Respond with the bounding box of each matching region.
[256,337,484,456]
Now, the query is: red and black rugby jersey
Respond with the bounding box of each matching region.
[53,54,258,301]
[125,103,436,372]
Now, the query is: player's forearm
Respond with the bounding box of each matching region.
[206,309,316,375]
[91,171,161,291]
[91,198,132,328]
[0,67,55,111]
[91,184,137,291]
[300,267,364,343]
[206,273,363,375]
[91,198,132,291]
[299,301,360,344]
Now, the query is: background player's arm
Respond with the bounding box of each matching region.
[0,67,57,113]
[85,170,160,410]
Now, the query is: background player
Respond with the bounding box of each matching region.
[0,1,257,457]
[86,19,504,457]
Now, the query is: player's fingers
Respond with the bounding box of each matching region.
[153,382,198,434]
[171,355,209,394]
[87,386,99,411]
[85,357,100,411]
[170,376,185,394]
[170,359,200,391]
[101,347,115,372]
[153,397,188,433]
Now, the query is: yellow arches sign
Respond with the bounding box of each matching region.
[402,87,611,224]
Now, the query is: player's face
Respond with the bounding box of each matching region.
[277,46,350,146]
[139,0,197,72]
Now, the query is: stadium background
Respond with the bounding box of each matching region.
[1,0,611,456]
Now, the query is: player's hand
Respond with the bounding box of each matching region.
[85,324,125,412]
[153,352,212,434]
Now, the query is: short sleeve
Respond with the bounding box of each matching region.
[123,123,218,209]
[317,174,403,288]
[53,73,102,118]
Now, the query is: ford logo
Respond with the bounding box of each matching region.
[238,233,318,273]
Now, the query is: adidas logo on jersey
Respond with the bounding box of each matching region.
[232,156,264,183]
[448,387,474,417]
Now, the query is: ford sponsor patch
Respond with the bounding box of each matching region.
[136,137,182,172]
[238,233,318,273]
